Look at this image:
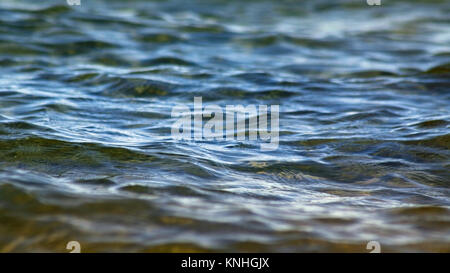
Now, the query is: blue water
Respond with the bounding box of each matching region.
[0,0,449,252]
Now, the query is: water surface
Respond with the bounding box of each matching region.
[0,0,449,252]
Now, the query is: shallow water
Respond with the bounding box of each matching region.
[0,0,449,252]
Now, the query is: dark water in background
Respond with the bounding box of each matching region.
[0,0,449,252]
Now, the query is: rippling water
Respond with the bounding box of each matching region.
[0,0,449,252]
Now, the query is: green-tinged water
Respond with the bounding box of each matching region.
[0,0,449,252]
